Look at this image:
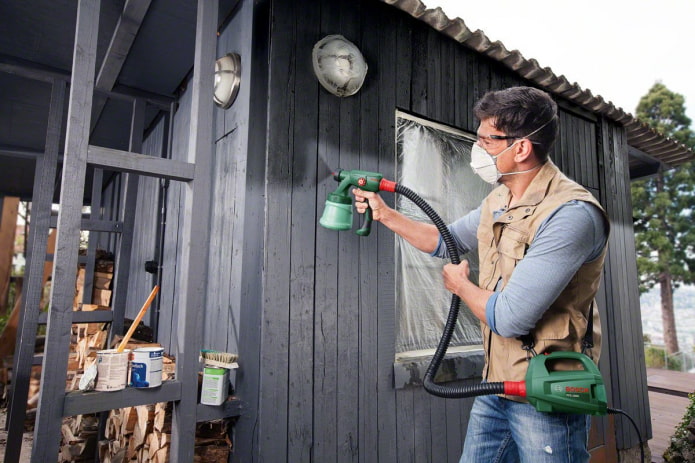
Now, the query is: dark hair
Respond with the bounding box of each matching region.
[473,87,559,161]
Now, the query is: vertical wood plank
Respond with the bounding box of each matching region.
[229,1,271,460]
[335,1,363,462]
[170,0,217,460]
[375,2,398,461]
[4,79,65,463]
[287,0,320,460]
[598,117,651,449]
[313,1,342,459]
[110,98,145,338]
[410,21,428,117]
[257,0,293,459]
[31,1,99,460]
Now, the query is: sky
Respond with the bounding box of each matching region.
[429,0,695,123]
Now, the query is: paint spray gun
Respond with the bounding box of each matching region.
[319,169,396,236]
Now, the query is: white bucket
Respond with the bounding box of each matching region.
[95,349,131,391]
[130,347,164,388]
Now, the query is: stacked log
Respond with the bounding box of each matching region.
[99,402,232,462]
[59,415,99,462]
[99,402,170,463]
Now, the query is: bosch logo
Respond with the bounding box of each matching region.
[358,177,367,186]
[566,386,589,394]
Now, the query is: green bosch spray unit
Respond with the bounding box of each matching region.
[505,352,607,415]
[319,168,643,459]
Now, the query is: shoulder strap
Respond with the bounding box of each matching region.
[520,301,595,358]
[581,301,595,353]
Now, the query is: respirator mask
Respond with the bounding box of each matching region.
[470,118,554,184]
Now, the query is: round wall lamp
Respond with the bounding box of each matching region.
[214,53,241,109]
[312,35,367,97]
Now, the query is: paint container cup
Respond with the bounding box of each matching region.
[200,366,229,406]
[130,347,164,388]
[95,349,131,392]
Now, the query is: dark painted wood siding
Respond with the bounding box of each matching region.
[242,0,645,460]
[107,0,646,460]
[598,118,651,449]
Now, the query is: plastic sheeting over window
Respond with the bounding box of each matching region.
[395,115,492,355]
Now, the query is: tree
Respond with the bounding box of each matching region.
[632,82,695,355]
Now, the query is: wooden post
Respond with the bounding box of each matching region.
[30,0,99,460]
[170,0,217,460]
[0,196,19,313]
[3,75,65,462]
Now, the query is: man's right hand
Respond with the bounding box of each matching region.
[352,188,390,221]
[351,187,440,254]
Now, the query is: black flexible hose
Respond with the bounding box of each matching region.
[607,408,645,463]
[394,184,505,398]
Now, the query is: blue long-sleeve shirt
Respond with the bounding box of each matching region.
[431,200,607,338]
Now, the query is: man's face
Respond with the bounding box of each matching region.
[476,118,519,174]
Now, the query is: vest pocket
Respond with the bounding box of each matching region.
[497,226,528,279]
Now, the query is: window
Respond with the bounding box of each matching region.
[394,112,493,358]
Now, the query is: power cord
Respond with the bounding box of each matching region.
[607,408,644,463]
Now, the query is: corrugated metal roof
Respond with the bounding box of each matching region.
[381,0,693,168]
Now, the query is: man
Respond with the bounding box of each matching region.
[353,86,608,462]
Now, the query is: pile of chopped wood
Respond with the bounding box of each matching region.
[60,414,98,462]
[61,404,232,463]
[99,403,170,463]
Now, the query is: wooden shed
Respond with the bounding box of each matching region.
[1,0,692,461]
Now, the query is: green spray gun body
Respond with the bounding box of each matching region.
[504,351,607,415]
[320,169,396,236]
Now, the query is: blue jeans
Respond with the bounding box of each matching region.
[460,395,591,463]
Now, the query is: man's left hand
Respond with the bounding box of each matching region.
[443,261,470,295]
[442,260,491,324]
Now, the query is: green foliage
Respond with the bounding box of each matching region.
[644,346,683,371]
[632,83,695,294]
[663,393,695,462]
[0,311,9,335]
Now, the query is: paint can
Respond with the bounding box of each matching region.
[130,347,164,388]
[200,366,229,406]
[95,349,131,392]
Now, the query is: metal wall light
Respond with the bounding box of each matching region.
[312,35,367,97]
[214,53,241,109]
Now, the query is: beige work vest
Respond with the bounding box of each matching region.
[476,160,608,390]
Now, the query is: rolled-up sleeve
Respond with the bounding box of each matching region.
[430,206,481,259]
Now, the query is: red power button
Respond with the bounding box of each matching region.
[358,177,366,186]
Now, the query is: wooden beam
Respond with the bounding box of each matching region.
[31,0,100,460]
[87,145,195,181]
[3,78,65,463]
[91,0,153,132]
[96,0,152,92]
[109,98,146,340]
[63,380,182,416]
[0,196,19,313]
[49,216,124,232]
[37,310,113,325]
[170,0,217,460]
[0,54,173,109]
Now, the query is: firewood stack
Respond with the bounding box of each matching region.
[59,414,99,462]
[99,402,170,463]
[97,403,232,462]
